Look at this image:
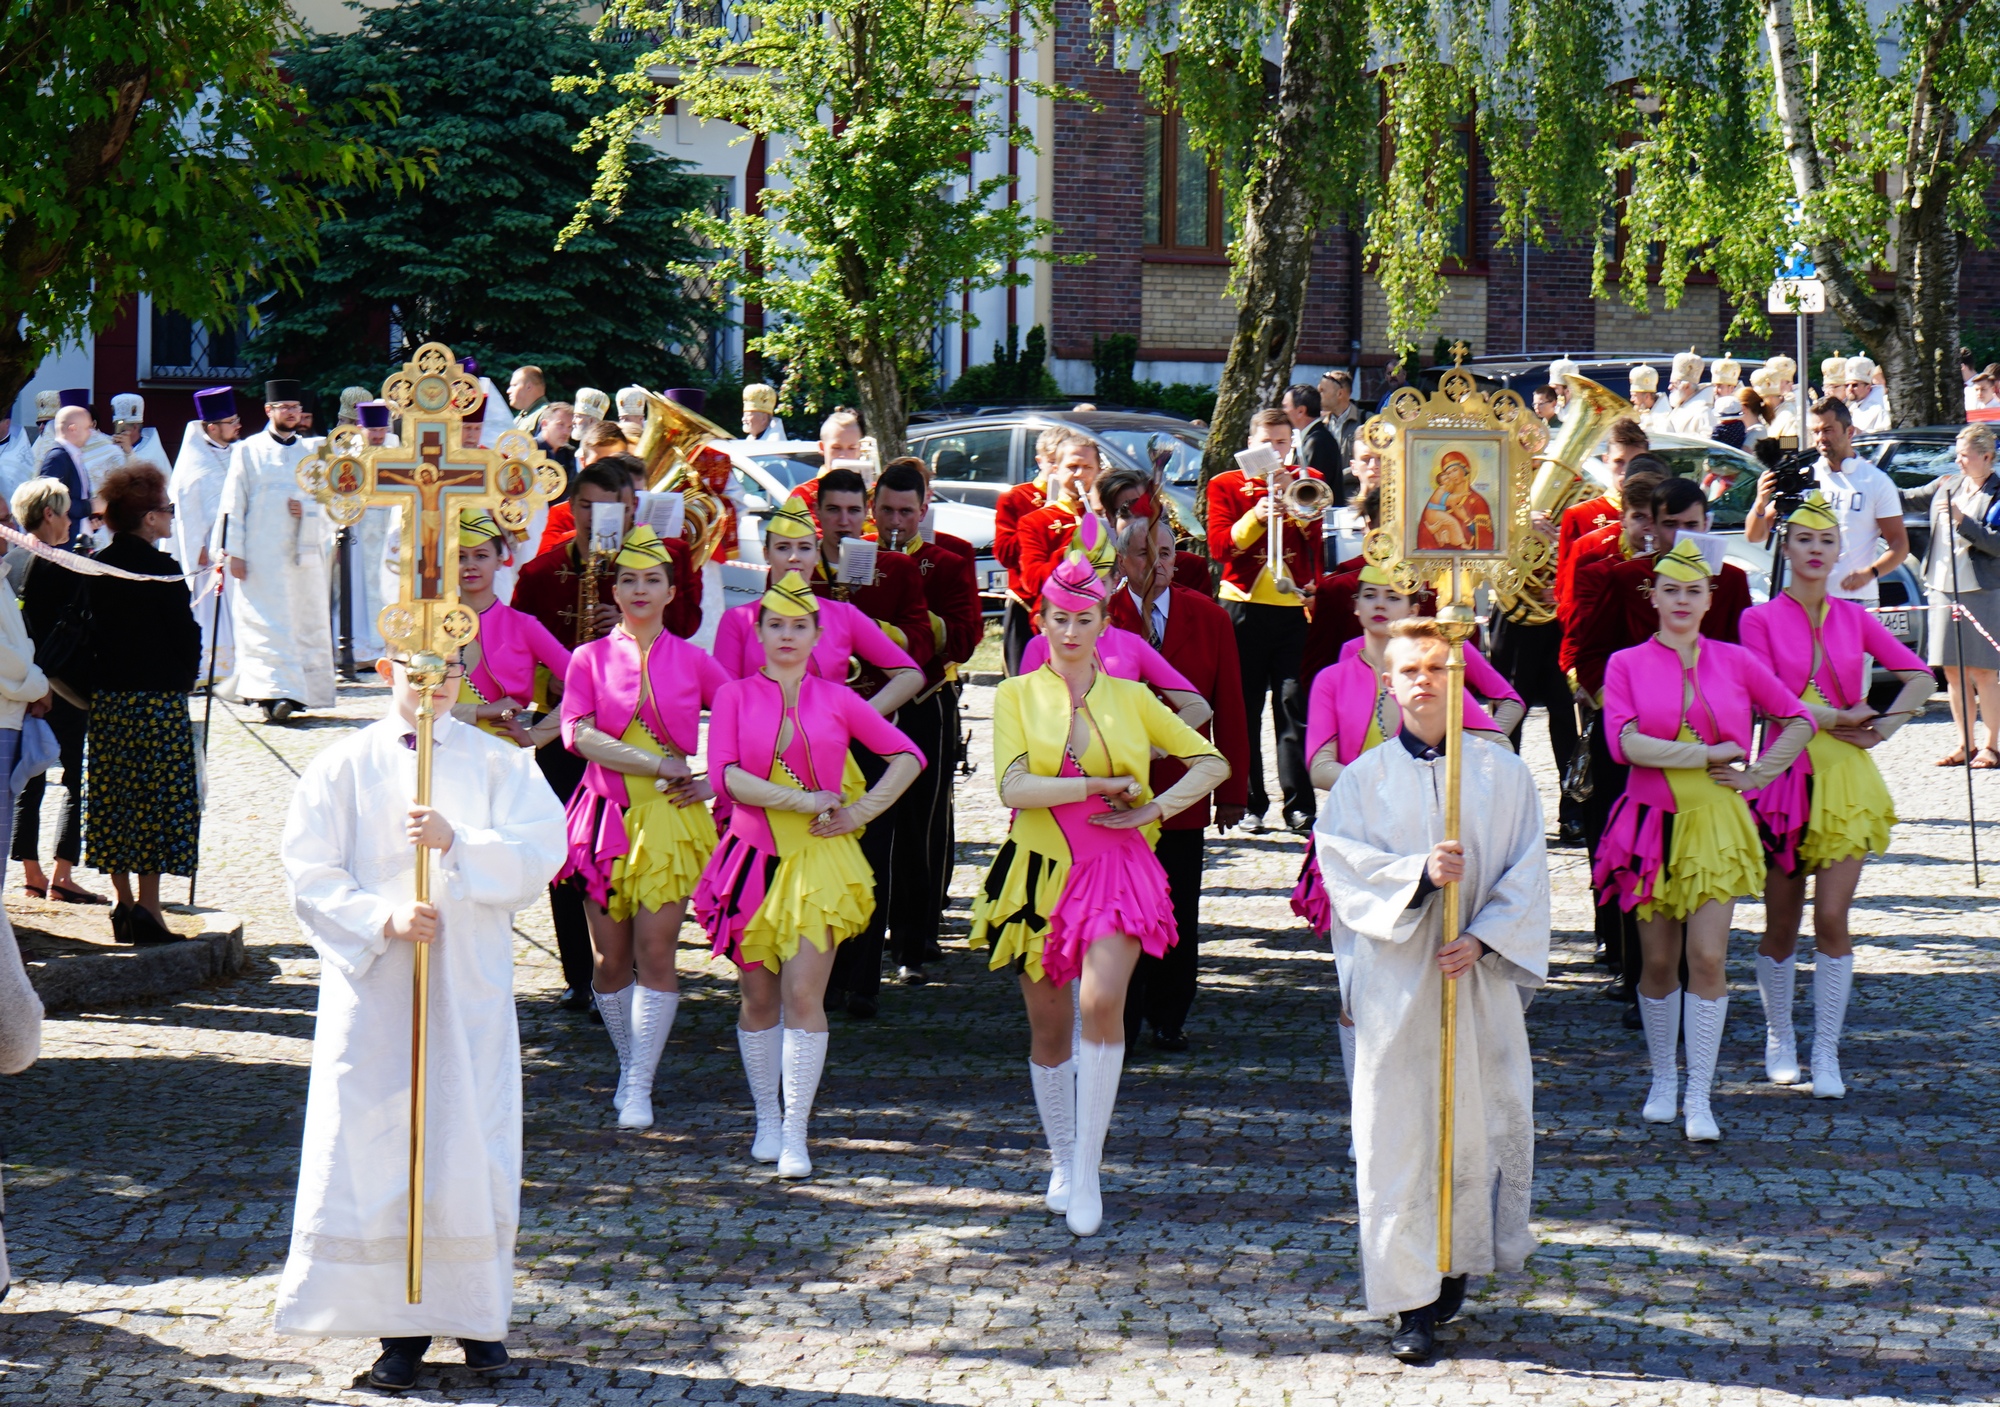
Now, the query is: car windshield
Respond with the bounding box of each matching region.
[748,455,819,490]
[1646,445,1761,530]
[1883,445,1957,487]
[1091,427,1206,485]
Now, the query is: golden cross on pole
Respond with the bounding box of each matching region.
[1449,339,1471,369]
[296,342,562,1304]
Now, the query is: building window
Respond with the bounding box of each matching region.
[1143,75,1228,256]
[148,305,258,381]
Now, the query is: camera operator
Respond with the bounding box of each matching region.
[1746,396,1906,604]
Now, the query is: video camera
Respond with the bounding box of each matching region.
[1765,447,1819,517]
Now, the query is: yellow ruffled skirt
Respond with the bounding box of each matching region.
[735,764,875,969]
[609,783,719,921]
[1639,758,1767,922]
[1798,728,1897,871]
[968,840,1073,982]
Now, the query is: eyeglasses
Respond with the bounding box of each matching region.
[149,502,175,515]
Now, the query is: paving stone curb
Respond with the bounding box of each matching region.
[25,908,247,1011]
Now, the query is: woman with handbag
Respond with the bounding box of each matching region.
[9,478,100,905]
[1905,424,2000,766]
[82,464,202,943]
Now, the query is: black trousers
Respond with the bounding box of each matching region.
[1124,828,1204,1040]
[1577,704,1640,981]
[1002,599,1033,676]
[534,742,597,998]
[885,691,952,967]
[1224,601,1311,821]
[1486,614,1581,826]
[830,743,896,1007]
[13,695,85,866]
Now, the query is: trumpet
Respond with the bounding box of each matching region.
[1269,466,1334,596]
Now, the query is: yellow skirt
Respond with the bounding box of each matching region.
[1639,764,1767,922]
[609,785,719,921]
[737,798,875,970]
[1798,728,1897,872]
[968,839,1072,981]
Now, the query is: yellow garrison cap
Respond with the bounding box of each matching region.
[1785,490,1840,532]
[615,525,673,570]
[459,509,504,546]
[1653,536,1712,583]
[1357,562,1399,588]
[766,492,817,540]
[761,570,818,617]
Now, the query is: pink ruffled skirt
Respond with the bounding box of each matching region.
[1289,841,1330,932]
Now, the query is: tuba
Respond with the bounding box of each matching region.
[635,390,736,571]
[1495,374,1632,626]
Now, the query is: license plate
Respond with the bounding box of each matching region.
[1878,610,1910,635]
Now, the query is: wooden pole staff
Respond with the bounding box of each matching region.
[406,649,446,1302]
[1437,576,1474,1276]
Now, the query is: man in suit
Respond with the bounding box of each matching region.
[1284,383,1344,485]
[1108,511,1249,1050]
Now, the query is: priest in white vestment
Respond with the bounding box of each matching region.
[170,386,241,684]
[276,658,565,1389]
[1316,619,1549,1364]
[216,379,335,719]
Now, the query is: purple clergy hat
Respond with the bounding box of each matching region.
[664,387,707,413]
[461,357,479,376]
[357,401,392,430]
[193,385,238,422]
[57,388,91,409]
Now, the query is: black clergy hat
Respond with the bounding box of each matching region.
[265,378,304,404]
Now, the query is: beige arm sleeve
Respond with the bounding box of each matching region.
[871,667,925,717]
[999,756,1094,809]
[843,752,923,825]
[449,700,480,725]
[1618,722,1713,770]
[573,719,675,777]
[1801,700,1843,728]
[1309,742,1343,792]
[1152,752,1230,821]
[724,764,822,813]
[1482,699,1526,745]
[1739,714,1815,790]
[1161,689,1214,731]
[1871,669,1933,741]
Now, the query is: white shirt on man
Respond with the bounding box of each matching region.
[1123,579,1171,642]
[1814,455,1902,602]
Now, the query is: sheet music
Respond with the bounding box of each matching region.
[837,536,878,586]
[589,501,626,553]
[1234,445,1282,479]
[634,489,686,542]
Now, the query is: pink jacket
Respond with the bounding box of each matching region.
[1739,593,1927,711]
[711,597,918,682]
[562,628,731,800]
[1604,636,1811,810]
[708,672,925,854]
[1307,643,1504,765]
[469,599,572,707]
[1018,624,1196,692]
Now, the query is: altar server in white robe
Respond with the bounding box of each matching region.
[1316,618,1549,1366]
[275,656,566,1391]
[216,378,335,721]
[171,385,241,684]
[109,393,172,474]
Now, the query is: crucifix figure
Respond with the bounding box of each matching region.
[374,429,490,599]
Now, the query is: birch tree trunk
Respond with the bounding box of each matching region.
[1198,0,1349,501]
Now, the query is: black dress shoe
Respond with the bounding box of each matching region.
[1600,977,1634,1002]
[897,965,928,986]
[1556,821,1588,848]
[368,1337,431,1391]
[845,993,878,1019]
[1621,1001,1643,1030]
[457,1338,511,1375]
[1431,1273,1467,1325]
[557,987,592,1013]
[1389,1309,1436,1363]
[919,942,945,963]
[1152,1030,1190,1053]
[1284,811,1314,834]
[110,903,134,945]
[128,906,182,945]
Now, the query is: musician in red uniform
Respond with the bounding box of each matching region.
[995,429,1063,673]
[1203,407,1325,833]
[807,467,933,1018]
[1107,509,1250,1050]
[1015,430,1104,613]
[790,410,867,519]
[1553,418,1651,623]
[870,458,984,984]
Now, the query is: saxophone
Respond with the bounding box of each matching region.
[1495,374,1632,626]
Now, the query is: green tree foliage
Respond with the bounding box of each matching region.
[257,0,723,404]
[0,0,415,407]
[945,326,1060,403]
[568,0,1061,457]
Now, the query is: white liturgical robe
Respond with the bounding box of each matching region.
[170,423,236,682]
[1316,734,1549,1316]
[216,427,335,707]
[275,711,565,1340]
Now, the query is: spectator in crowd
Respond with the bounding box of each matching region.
[1283,383,1344,483]
[1532,386,1561,425]
[0,513,50,868]
[11,479,97,905]
[1906,423,2000,767]
[38,405,93,546]
[1316,369,1362,470]
[83,464,202,944]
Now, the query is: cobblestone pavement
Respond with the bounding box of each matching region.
[1,679,1996,1405]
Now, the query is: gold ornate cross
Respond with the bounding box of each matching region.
[1450,339,1471,368]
